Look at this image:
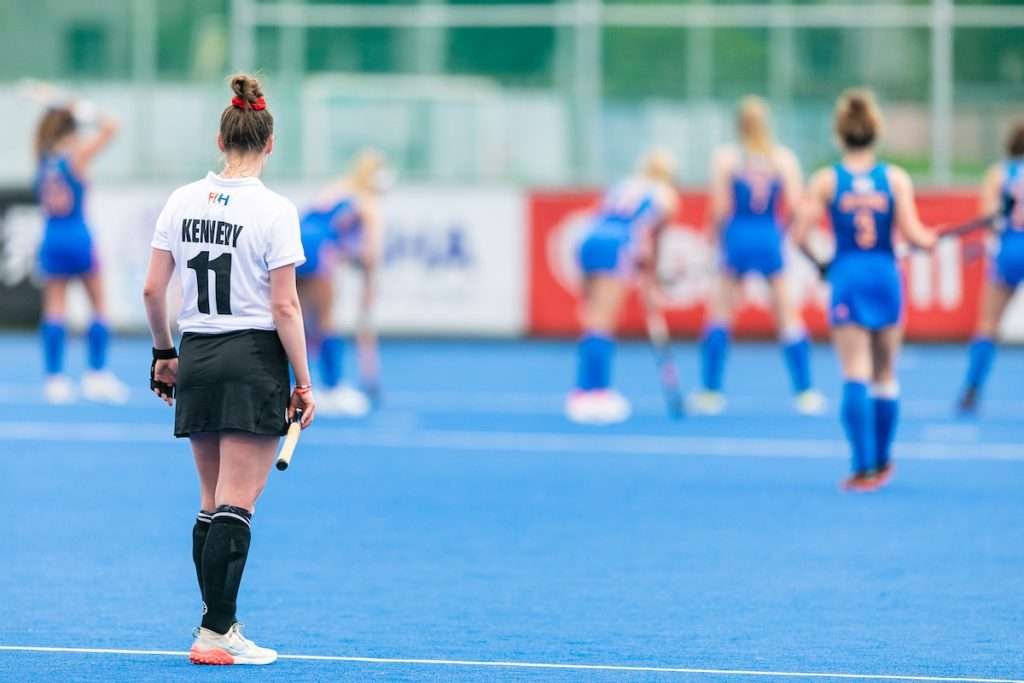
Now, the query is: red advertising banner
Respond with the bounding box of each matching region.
[528,189,984,340]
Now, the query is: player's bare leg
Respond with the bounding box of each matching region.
[41,278,75,403]
[688,273,738,415]
[80,270,129,404]
[356,264,381,404]
[770,273,825,415]
[869,326,902,487]
[190,433,279,665]
[958,280,1013,413]
[834,325,879,492]
[567,274,630,424]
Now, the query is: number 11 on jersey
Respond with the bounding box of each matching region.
[187,250,233,315]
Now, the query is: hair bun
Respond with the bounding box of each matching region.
[847,94,868,115]
[230,74,263,103]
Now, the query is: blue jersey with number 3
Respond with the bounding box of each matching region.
[826,163,902,330]
[830,163,895,258]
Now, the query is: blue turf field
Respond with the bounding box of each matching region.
[0,333,1021,682]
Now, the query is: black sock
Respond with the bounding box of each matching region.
[200,505,252,634]
[192,511,212,602]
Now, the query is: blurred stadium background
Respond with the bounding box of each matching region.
[2,3,1024,679]
[1,0,1023,337]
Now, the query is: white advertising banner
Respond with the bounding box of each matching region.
[2,184,526,336]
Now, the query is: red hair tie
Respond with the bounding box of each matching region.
[231,96,267,111]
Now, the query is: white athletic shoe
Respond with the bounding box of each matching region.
[565,390,631,425]
[43,374,76,405]
[794,389,828,416]
[319,385,371,418]
[565,390,600,424]
[81,370,130,405]
[686,390,726,416]
[189,623,277,666]
[590,389,631,424]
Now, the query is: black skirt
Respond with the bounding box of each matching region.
[174,329,290,438]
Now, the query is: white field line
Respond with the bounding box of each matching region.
[2,383,1024,419]
[3,421,1023,462]
[0,646,1019,682]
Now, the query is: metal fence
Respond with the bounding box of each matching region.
[2,0,1024,185]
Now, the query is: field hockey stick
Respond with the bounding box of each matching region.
[275,408,304,471]
[798,243,832,279]
[933,213,999,240]
[641,293,684,419]
[802,212,1002,277]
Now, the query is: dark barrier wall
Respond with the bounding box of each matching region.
[0,187,41,328]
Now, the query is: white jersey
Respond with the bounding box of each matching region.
[152,172,305,334]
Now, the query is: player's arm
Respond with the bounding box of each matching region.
[888,166,937,251]
[791,167,833,249]
[142,247,177,406]
[777,146,804,223]
[69,106,120,177]
[979,163,1004,218]
[359,198,383,272]
[637,186,677,307]
[707,147,733,240]
[270,265,315,428]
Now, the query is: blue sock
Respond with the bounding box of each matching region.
[41,320,66,375]
[782,336,812,394]
[873,393,899,471]
[320,335,344,389]
[964,337,996,393]
[576,333,614,391]
[841,381,874,474]
[86,320,110,371]
[700,325,729,392]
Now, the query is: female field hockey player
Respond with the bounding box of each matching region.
[956,122,1024,413]
[32,89,128,404]
[143,74,315,665]
[296,149,390,416]
[792,89,935,492]
[688,96,826,416]
[565,149,678,424]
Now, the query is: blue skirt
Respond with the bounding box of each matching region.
[578,224,629,276]
[993,230,1024,288]
[722,219,783,278]
[828,252,902,330]
[39,222,94,277]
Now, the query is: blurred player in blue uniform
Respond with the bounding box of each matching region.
[31,88,126,404]
[689,96,826,416]
[297,150,390,416]
[957,123,1024,413]
[793,89,936,492]
[566,149,678,424]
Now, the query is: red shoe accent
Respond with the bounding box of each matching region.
[190,646,234,665]
[841,473,880,493]
[873,463,895,488]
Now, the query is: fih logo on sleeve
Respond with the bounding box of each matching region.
[208,192,230,206]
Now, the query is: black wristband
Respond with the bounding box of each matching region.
[152,346,178,360]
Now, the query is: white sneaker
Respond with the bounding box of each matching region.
[590,389,631,424]
[686,390,726,415]
[43,375,76,405]
[565,389,631,424]
[565,390,600,424]
[81,370,130,405]
[794,389,827,416]
[319,385,371,418]
[189,623,277,666]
